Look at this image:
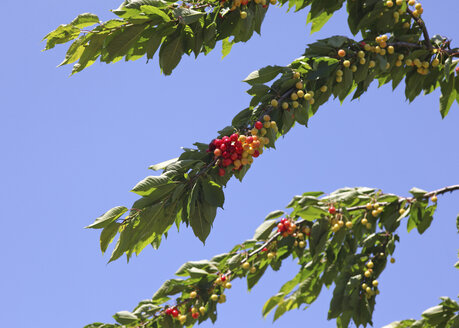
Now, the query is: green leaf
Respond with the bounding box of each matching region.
[86,206,128,229]
[253,219,277,240]
[71,32,107,74]
[113,311,138,325]
[103,24,148,62]
[43,24,81,50]
[159,29,183,75]
[243,66,286,85]
[265,210,285,221]
[100,221,121,253]
[409,187,427,198]
[71,13,100,28]
[308,11,332,34]
[440,75,456,118]
[174,7,205,25]
[141,5,171,21]
[221,37,234,59]
[247,263,268,290]
[131,175,174,196]
[149,158,179,171]
[152,279,184,300]
[175,260,216,276]
[58,35,88,67]
[262,293,284,317]
[232,108,253,128]
[202,180,225,208]
[190,200,217,243]
[296,206,329,221]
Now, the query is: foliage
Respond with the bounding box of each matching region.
[82,186,459,328]
[44,0,459,327]
[86,33,458,262]
[383,297,459,328]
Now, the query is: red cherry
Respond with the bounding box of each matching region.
[220,143,227,151]
[262,247,268,252]
[456,66,459,74]
[329,206,336,215]
[221,275,227,282]
[192,312,199,319]
[214,149,222,157]
[222,159,232,167]
[222,151,230,159]
[246,136,254,144]
[277,223,284,231]
[165,308,173,315]
[284,220,291,228]
[255,121,263,130]
[214,139,222,148]
[231,153,238,161]
[281,218,287,223]
[230,133,239,142]
[222,136,230,143]
[252,150,260,158]
[218,168,225,176]
[171,309,179,317]
[241,0,249,4]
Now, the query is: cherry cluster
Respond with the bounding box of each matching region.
[207,117,275,176]
[277,218,297,237]
[165,307,181,317]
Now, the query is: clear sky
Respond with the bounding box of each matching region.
[1,1,458,327]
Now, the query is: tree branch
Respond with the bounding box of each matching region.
[406,7,433,50]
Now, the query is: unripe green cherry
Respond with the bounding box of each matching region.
[271,99,278,107]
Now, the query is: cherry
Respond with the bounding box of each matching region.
[221,275,227,282]
[192,312,199,319]
[190,291,197,298]
[222,159,232,167]
[252,150,260,158]
[262,247,268,252]
[214,149,222,157]
[218,168,225,176]
[328,206,336,214]
[338,49,346,57]
[214,139,222,148]
[277,223,285,232]
[171,309,179,317]
[246,136,253,144]
[165,308,173,315]
[230,133,239,142]
[255,121,263,130]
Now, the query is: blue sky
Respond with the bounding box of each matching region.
[1,1,458,327]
